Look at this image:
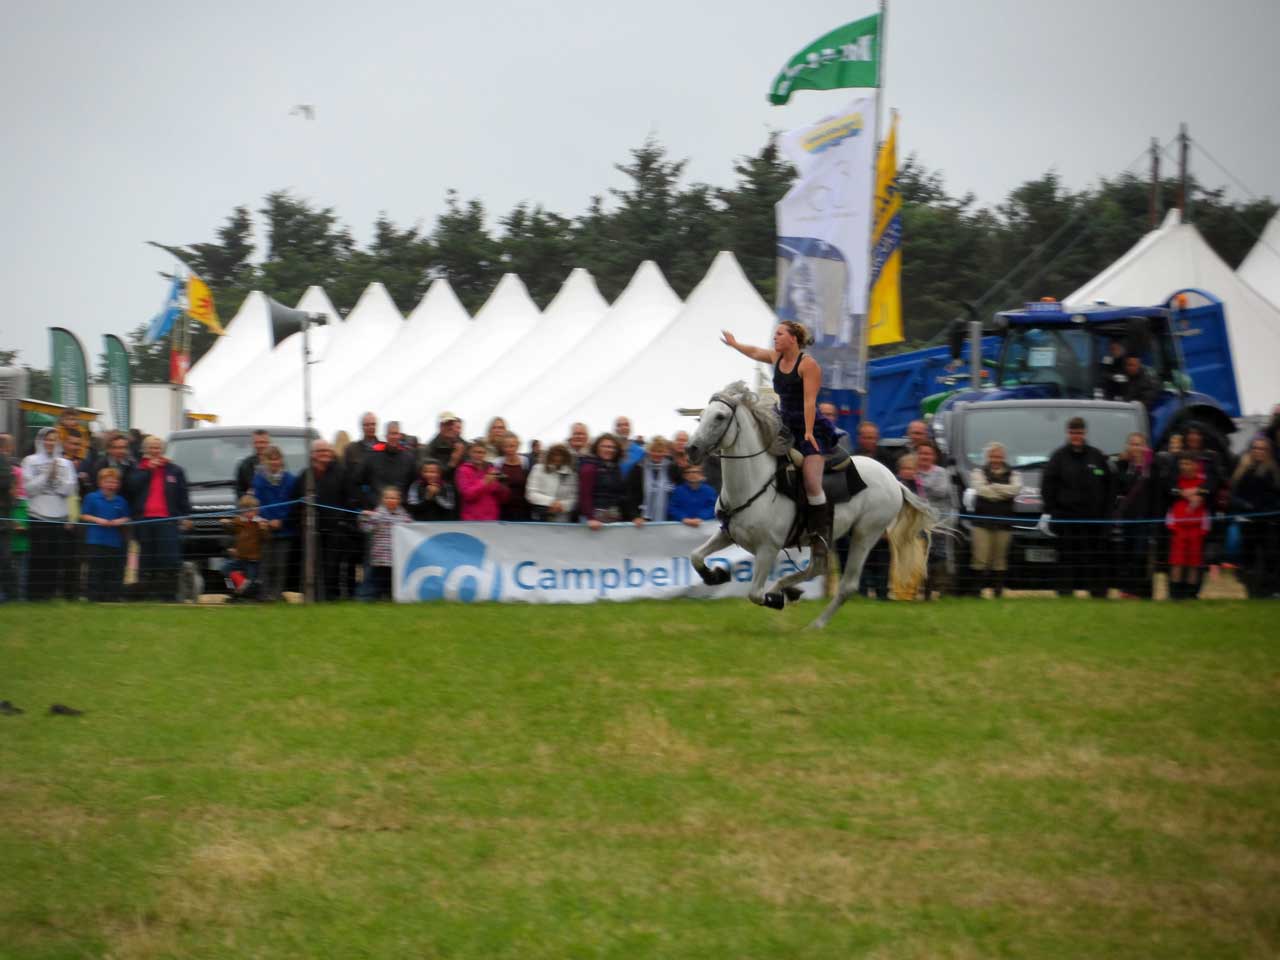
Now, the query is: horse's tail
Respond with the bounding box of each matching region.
[887,484,937,600]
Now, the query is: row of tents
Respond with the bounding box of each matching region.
[189,210,1280,441]
[187,251,775,442]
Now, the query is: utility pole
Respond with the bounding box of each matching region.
[1149,137,1162,229]
[1176,123,1190,222]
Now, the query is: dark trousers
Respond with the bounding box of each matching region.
[859,538,890,600]
[27,518,74,601]
[135,520,180,601]
[1115,525,1152,598]
[1240,521,1280,598]
[1055,520,1107,598]
[87,545,126,602]
[367,564,392,601]
[311,529,342,601]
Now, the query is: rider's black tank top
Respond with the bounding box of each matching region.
[773,352,806,422]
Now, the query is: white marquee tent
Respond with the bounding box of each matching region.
[531,251,774,441]
[1238,211,1280,312]
[185,291,275,410]
[1065,209,1280,415]
[316,278,471,437]
[501,261,682,442]
[367,274,541,439]
[195,286,343,424]
[448,268,609,435]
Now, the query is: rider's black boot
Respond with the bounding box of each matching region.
[806,502,832,573]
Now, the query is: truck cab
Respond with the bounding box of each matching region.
[935,291,1238,453]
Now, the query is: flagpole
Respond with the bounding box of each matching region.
[860,0,887,396]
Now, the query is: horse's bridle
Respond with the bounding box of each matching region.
[704,393,770,460]
[704,393,778,526]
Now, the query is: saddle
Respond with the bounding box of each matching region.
[775,451,868,548]
[782,449,867,504]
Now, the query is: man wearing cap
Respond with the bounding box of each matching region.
[425,412,463,475]
[1042,416,1112,598]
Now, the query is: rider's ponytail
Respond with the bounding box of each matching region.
[780,320,813,348]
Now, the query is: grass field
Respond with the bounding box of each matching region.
[2,599,1278,959]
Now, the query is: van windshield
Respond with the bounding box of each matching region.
[961,407,1141,470]
[167,435,311,485]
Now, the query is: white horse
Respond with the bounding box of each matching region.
[685,381,936,629]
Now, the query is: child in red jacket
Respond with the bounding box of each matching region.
[1167,454,1209,599]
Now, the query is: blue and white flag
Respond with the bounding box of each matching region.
[144,276,184,344]
[775,95,877,390]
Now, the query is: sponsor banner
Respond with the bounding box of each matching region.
[393,522,822,604]
[103,334,131,430]
[49,326,88,407]
[775,95,877,389]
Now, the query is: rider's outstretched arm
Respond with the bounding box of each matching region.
[721,330,775,364]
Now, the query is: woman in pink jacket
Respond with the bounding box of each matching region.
[455,438,510,521]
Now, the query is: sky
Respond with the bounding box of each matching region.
[2,0,1277,368]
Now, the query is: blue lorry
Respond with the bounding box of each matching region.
[842,288,1239,449]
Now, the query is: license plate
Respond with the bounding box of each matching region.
[1025,548,1057,563]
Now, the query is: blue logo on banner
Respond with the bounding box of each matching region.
[401,532,502,602]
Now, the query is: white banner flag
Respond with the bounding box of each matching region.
[775,95,877,389]
[392,522,821,604]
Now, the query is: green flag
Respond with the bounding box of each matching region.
[49,327,88,408]
[768,14,881,106]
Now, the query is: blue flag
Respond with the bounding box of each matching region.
[145,277,183,344]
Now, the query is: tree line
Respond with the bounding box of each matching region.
[5,135,1275,394]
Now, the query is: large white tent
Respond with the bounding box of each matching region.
[186,291,275,410]
[449,268,609,434]
[317,278,471,437]
[287,282,402,432]
[1238,211,1280,311]
[1065,209,1280,415]
[531,251,773,441]
[227,286,345,426]
[373,274,541,439]
[503,261,682,442]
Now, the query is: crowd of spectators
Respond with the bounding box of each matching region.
[2,401,1279,603]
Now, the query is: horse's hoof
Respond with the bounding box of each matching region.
[763,592,786,610]
[699,567,731,586]
[783,587,804,603]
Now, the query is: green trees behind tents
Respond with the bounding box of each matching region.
[7,136,1273,396]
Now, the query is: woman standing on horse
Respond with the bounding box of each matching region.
[721,321,836,570]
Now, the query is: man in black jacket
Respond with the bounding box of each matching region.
[291,439,349,601]
[235,429,271,496]
[359,421,416,508]
[1042,416,1112,598]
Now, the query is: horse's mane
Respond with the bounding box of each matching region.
[719,381,791,456]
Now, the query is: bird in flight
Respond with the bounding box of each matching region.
[289,104,316,120]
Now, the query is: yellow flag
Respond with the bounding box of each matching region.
[868,112,904,346]
[186,274,224,334]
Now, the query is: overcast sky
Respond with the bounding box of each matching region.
[3,0,1277,368]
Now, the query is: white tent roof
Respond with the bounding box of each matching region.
[298,283,401,425]
[317,279,471,437]
[185,291,275,409]
[531,252,772,441]
[378,274,541,438]
[211,287,344,426]
[450,268,609,433]
[511,261,682,443]
[1238,211,1280,311]
[1065,209,1280,415]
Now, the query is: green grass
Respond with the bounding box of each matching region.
[1,599,1278,959]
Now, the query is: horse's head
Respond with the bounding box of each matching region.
[686,393,737,465]
[687,381,784,463]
